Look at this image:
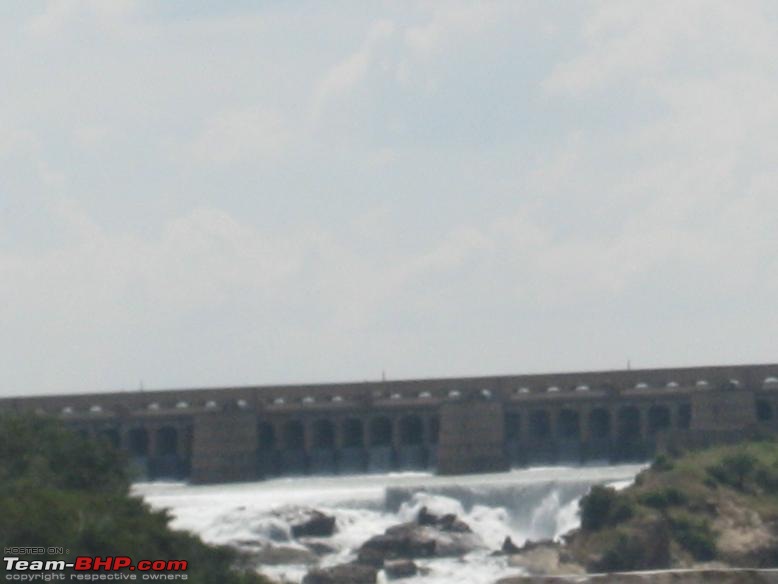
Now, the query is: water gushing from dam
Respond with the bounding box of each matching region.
[135,465,643,583]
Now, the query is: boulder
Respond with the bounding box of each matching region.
[501,536,522,555]
[356,547,386,568]
[434,528,483,556]
[506,544,585,576]
[415,506,471,533]
[302,563,378,584]
[384,559,418,579]
[300,539,338,556]
[518,538,555,553]
[360,527,436,560]
[359,521,483,561]
[437,513,472,533]
[417,506,438,526]
[291,510,337,538]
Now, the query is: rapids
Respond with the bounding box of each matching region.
[134,465,643,583]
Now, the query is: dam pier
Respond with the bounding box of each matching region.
[2,363,777,484]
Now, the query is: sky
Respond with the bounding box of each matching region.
[1,1,778,396]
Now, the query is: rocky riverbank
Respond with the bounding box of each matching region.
[280,440,778,582]
[298,505,487,583]
[497,439,778,581]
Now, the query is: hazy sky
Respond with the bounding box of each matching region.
[2,1,778,396]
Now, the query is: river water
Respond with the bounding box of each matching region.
[134,465,643,583]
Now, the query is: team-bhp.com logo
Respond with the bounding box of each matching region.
[4,556,188,581]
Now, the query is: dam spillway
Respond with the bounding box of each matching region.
[2,362,777,483]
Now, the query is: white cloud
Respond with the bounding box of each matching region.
[190,107,291,165]
[0,121,37,159]
[404,2,509,57]
[72,124,112,149]
[3,1,778,393]
[28,0,138,37]
[312,20,394,117]
[545,1,778,94]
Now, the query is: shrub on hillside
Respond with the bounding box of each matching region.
[590,524,671,572]
[706,451,758,491]
[651,454,675,472]
[669,512,717,561]
[755,465,778,491]
[638,487,688,510]
[580,485,634,531]
[0,414,272,584]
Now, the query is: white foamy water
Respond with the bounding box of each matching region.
[133,465,643,583]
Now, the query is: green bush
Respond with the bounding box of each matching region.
[0,414,272,584]
[610,498,635,524]
[651,454,675,472]
[703,476,718,490]
[591,525,670,572]
[669,513,717,561]
[0,413,128,493]
[755,465,778,491]
[706,451,758,491]
[580,485,634,531]
[580,486,616,531]
[593,533,646,572]
[639,487,688,510]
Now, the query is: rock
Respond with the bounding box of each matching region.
[359,521,483,561]
[291,510,337,538]
[357,547,386,568]
[502,536,522,554]
[264,522,291,542]
[302,563,377,584]
[386,522,480,556]
[360,528,436,560]
[507,544,585,576]
[434,528,484,556]
[438,513,472,533]
[249,544,318,565]
[417,506,438,526]
[300,539,338,556]
[415,506,472,533]
[384,559,418,579]
[518,539,555,553]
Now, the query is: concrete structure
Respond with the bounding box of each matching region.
[2,363,778,483]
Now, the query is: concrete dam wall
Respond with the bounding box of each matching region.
[2,363,778,484]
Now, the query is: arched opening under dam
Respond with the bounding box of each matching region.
[281,420,307,475]
[648,405,672,435]
[257,421,278,477]
[340,418,367,472]
[616,406,644,461]
[310,419,337,474]
[558,409,581,462]
[757,400,773,422]
[149,426,187,479]
[368,416,394,472]
[128,427,148,457]
[398,415,427,469]
[528,410,553,463]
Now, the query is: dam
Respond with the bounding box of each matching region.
[2,363,777,484]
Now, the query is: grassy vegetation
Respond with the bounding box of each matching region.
[0,413,272,583]
[571,438,778,572]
